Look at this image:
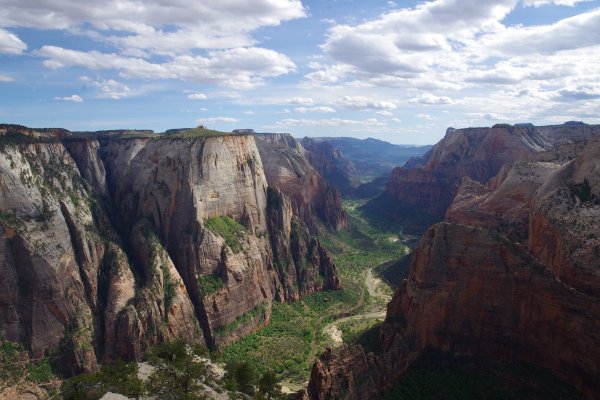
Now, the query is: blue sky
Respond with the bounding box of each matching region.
[1,0,599,144]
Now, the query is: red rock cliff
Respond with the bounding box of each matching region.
[378,124,600,231]
[309,129,600,400]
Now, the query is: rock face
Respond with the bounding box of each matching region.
[300,138,354,196]
[371,124,600,233]
[0,125,340,374]
[255,133,347,232]
[308,129,600,400]
[300,137,431,199]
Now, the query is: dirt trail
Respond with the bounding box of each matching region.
[365,269,391,304]
[323,265,391,347]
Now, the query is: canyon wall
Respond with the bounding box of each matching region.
[0,125,340,374]
[256,133,347,232]
[309,129,600,399]
[367,124,600,233]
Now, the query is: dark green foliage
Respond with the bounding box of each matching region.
[374,254,412,288]
[226,362,257,395]
[216,303,267,337]
[258,370,283,399]
[27,357,54,383]
[385,351,585,400]
[0,210,25,232]
[492,123,514,129]
[197,273,224,297]
[61,359,143,400]
[162,264,177,312]
[204,216,247,253]
[361,192,442,235]
[570,178,596,203]
[146,339,209,400]
[0,341,25,386]
[0,125,56,150]
[0,341,58,391]
[163,126,235,138]
[61,372,106,400]
[340,322,382,354]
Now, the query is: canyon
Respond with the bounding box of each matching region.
[0,125,342,375]
[364,123,600,233]
[308,124,600,399]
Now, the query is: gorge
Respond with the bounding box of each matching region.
[0,125,343,377]
[308,123,600,399]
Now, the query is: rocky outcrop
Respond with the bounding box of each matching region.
[310,224,600,399]
[309,129,600,400]
[371,124,600,233]
[266,188,340,302]
[256,133,347,232]
[301,137,431,199]
[300,138,354,196]
[0,126,340,374]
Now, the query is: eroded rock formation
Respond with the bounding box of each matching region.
[0,125,340,374]
[370,124,600,233]
[309,128,600,400]
[256,133,347,232]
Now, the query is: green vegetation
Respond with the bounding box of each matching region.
[258,370,282,400]
[0,210,25,232]
[198,273,225,297]
[162,264,177,312]
[164,126,236,139]
[339,319,383,354]
[360,192,441,235]
[221,199,406,384]
[204,216,247,253]
[0,341,58,392]
[320,199,408,293]
[385,351,584,400]
[570,178,597,203]
[146,340,209,400]
[62,359,144,400]
[58,339,288,399]
[216,302,268,337]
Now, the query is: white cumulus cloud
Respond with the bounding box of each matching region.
[196,116,239,124]
[337,96,397,111]
[188,92,208,100]
[0,28,26,54]
[295,106,336,114]
[522,0,591,6]
[54,94,83,102]
[409,93,455,105]
[0,0,306,54]
[36,46,296,89]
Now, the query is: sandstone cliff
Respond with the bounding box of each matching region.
[368,124,600,233]
[0,125,340,373]
[309,129,600,400]
[300,137,431,199]
[255,133,347,232]
[299,138,354,196]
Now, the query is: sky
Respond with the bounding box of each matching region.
[1,0,599,145]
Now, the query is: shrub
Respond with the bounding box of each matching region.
[198,273,224,297]
[204,216,247,253]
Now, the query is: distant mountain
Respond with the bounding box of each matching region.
[362,123,600,234]
[301,137,431,198]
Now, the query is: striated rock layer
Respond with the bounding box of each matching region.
[256,133,347,232]
[0,125,340,374]
[309,130,600,400]
[370,124,600,233]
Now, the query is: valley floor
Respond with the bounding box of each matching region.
[221,199,408,387]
